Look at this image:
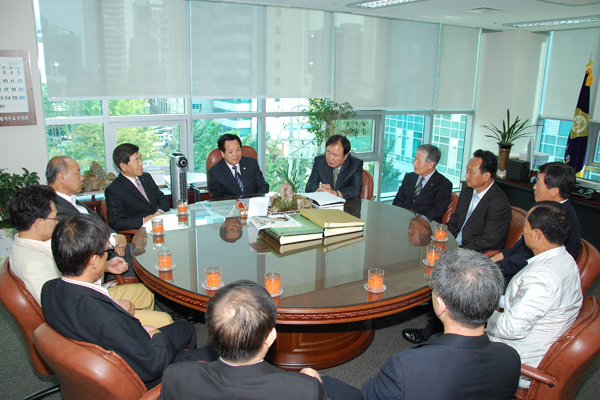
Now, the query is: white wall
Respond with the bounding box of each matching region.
[0,0,48,177]
[472,30,548,157]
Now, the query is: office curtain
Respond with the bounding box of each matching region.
[436,25,480,111]
[190,2,332,99]
[39,0,190,100]
[542,27,600,120]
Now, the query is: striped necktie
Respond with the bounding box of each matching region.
[233,166,244,193]
[414,176,424,198]
[333,167,340,190]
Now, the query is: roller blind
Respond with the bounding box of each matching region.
[190,2,332,99]
[39,0,190,100]
[436,25,480,111]
[542,27,600,120]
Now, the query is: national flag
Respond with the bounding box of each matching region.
[564,61,594,173]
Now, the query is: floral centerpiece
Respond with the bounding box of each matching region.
[270,181,312,213]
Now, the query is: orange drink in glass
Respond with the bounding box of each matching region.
[153,234,164,245]
[265,272,282,295]
[177,200,188,214]
[205,266,221,289]
[426,244,441,265]
[152,218,164,234]
[434,223,447,241]
[367,268,385,291]
[157,249,172,270]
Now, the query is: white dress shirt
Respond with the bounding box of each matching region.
[487,246,582,387]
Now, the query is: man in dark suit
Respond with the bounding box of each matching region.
[446,149,512,252]
[392,144,452,223]
[491,162,581,286]
[318,249,521,400]
[305,135,363,199]
[41,214,218,390]
[105,143,171,231]
[157,280,330,400]
[207,134,269,199]
[402,149,512,345]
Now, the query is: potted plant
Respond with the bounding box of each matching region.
[302,98,368,147]
[0,168,40,262]
[482,109,540,171]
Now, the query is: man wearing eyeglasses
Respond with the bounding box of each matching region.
[42,214,218,390]
[9,185,172,328]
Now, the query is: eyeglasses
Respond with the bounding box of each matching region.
[44,216,59,221]
[104,244,115,254]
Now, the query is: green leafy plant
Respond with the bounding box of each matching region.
[302,98,368,146]
[482,109,540,146]
[273,159,308,194]
[0,168,40,228]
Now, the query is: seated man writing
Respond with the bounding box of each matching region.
[42,214,218,389]
[392,144,452,223]
[305,135,363,200]
[490,162,581,286]
[207,134,269,199]
[487,201,583,388]
[158,280,330,400]
[9,185,171,328]
[313,249,520,400]
[105,143,170,231]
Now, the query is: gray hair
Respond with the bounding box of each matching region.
[46,156,71,184]
[416,144,441,165]
[430,249,504,328]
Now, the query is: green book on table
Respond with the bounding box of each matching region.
[263,214,324,244]
[300,208,366,229]
[257,233,323,257]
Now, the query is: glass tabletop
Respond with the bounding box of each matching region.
[131,198,458,310]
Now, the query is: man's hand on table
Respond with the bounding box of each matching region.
[143,210,164,224]
[113,234,127,257]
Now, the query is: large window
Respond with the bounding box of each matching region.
[46,123,105,170]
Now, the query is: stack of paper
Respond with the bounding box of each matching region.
[300,192,345,210]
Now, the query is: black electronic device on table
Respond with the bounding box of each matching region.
[506,159,530,183]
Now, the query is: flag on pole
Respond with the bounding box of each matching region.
[564,61,594,173]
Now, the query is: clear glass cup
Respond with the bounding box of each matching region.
[205,266,221,289]
[151,218,164,235]
[177,199,188,214]
[265,272,282,295]
[434,223,447,241]
[157,248,172,270]
[367,268,384,291]
[426,244,441,264]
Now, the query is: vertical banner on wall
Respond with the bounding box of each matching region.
[564,61,594,173]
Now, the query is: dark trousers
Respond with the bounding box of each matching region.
[322,376,362,400]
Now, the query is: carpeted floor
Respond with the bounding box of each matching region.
[2,277,600,399]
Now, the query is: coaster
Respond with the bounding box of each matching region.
[430,235,448,242]
[364,282,386,293]
[150,231,165,236]
[269,288,283,298]
[422,258,435,267]
[155,263,176,271]
[201,280,224,290]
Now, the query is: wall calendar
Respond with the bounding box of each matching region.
[0,50,37,127]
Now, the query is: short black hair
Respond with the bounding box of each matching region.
[325,135,351,155]
[430,249,504,329]
[527,201,572,246]
[51,214,111,277]
[9,185,56,232]
[46,156,70,185]
[416,144,441,165]
[472,149,498,179]
[206,280,277,363]
[113,143,139,171]
[217,134,242,153]
[538,162,575,199]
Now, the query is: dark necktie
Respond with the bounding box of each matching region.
[333,167,339,190]
[414,176,424,198]
[233,166,244,193]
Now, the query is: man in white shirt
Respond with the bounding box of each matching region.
[487,201,583,388]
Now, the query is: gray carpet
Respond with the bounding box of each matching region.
[2,277,600,399]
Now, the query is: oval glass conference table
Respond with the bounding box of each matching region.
[130,198,457,370]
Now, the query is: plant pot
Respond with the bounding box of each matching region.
[0,227,15,263]
[498,143,512,172]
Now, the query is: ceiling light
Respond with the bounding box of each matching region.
[347,0,430,9]
[505,15,600,28]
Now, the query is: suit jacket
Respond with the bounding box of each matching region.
[207,157,269,199]
[41,278,182,389]
[447,182,512,252]
[392,170,452,223]
[498,199,582,286]
[10,234,59,305]
[158,359,329,400]
[53,193,97,219]
[305,154,363,199]
[105,172,170,231]
[362,333,520,400]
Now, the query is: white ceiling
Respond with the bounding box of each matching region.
[211,0,600,31]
